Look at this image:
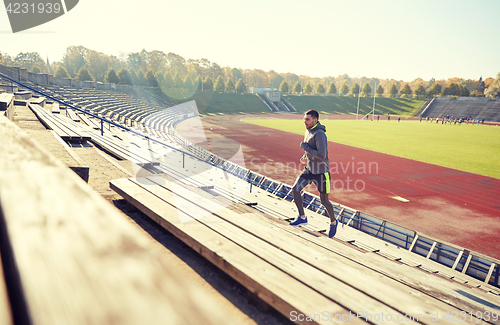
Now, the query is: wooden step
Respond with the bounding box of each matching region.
[111,176,496,324]
[110,177,352,325]
[0,116,227,325]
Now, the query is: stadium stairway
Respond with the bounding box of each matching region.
[133,141,500,291]
[0,114,231,325]
[111,167,500,324]
[3,73,500,323]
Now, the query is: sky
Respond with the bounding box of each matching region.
[1,0,499,82]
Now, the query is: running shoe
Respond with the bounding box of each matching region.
[328,220,338,238]
[289,216,308,226]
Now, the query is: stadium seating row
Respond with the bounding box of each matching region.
[421,97,500,122]
[2,72,499,324]
[0,114,227,325]
[6,73,500,292]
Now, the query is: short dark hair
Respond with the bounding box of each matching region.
[305,109,319,120]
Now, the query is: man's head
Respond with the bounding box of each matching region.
[303,109,319,130]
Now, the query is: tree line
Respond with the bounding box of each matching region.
[0,47,499,98]
[279,77,489,98]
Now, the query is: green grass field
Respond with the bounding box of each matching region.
[244,119,500,179]
[147,89,425,116]
[148,90,269,114]
[285,95,425,116]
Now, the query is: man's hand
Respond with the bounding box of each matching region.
[300,154,307,165]
[300,142,309,150]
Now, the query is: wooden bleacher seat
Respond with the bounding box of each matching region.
[0,93,13,110]
[29,103,90,142]
[0,93,14,119]
[51,101,60,114]
[66,108,80,122]
[0,115,229,325]
[111,175,499,324]
[30,96,46,107]
[61,113,160,167]
[153,145,500,294]
[14,90,31,100]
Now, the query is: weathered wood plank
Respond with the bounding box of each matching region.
[67,109,80,122]
[123,177,417,324]
[110,178,354,325]
[259,213,500,319]
[141,167,500,320]
[51,101,60,114]
[0,116,227,325]
[141,176,489,325]
[29,103,90,141]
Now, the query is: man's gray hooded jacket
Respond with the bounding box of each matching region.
[300,121,330,174]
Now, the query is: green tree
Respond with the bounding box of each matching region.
[162,72,174,89]
[415,84,426,98]
[137,70,147,86]
[214,75,225,92]
[86,50,113,82]
[389,84,399,97]
[117,68,131,85]
[400,84,412,97]
[146,70,159,88]
[54,66,70,78]
[478,76,486,95]
[104,68,119,84]
[340,83,349,95]
[442,83,459,96]
[268,70,284,89]
[230,68,244,82]
[14,52,47,73]
[194,75,202,91]
[167,52,187,76]
[316,83,325,94]
[361,83,372,97]
[75,67,94,81]
[327,83,337,95]
[303,83,312,94]
[236,78,246,93]
[203,76,213,92]
[30,66,41,74]
[279,80,289,93]
[0,52,13,66]
[173,73,183,88]
[459,84,470,97]
[225,78,235,92]
[428,83,441,97]
[128,69,138,85]
[292,81,302,93]
[62,46,88,77]
[184,75,194,90]
[127,51,147,72]
[485,73,500,98]
[376,85,384,97]
[351,83,360,96]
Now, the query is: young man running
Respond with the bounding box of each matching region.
[289,110,337,238]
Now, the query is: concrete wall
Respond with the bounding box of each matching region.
[264,90,281,102]
[249,87,278,94]
[0,63,139,93]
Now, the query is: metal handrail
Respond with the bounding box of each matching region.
[0,71,209,168]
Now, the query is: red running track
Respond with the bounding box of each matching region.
[177,113,500,260]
